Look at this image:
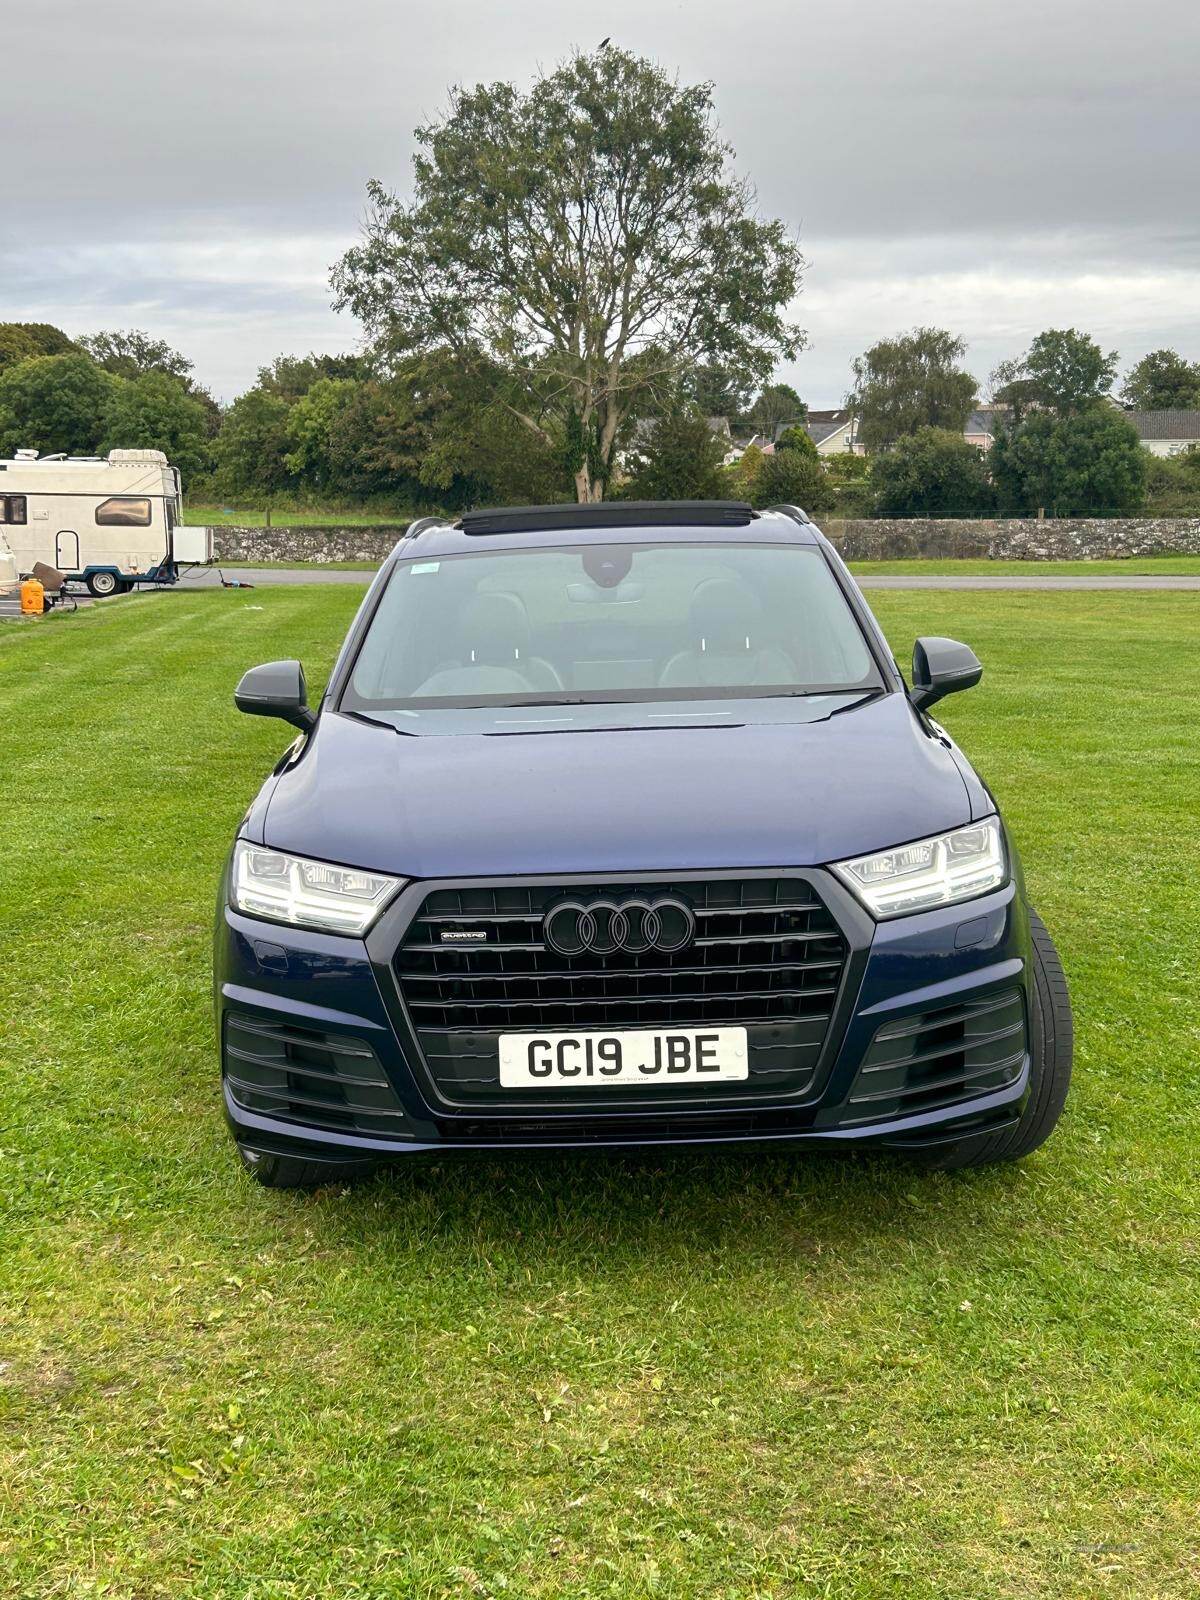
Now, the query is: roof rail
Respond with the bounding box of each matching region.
[766,503,811,525]
[458,501,757,536]
[403,515,450,539]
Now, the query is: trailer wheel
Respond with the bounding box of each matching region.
[86,570,119,597]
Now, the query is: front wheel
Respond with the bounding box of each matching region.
[86,570,119,597]
[913,908,1073,1170]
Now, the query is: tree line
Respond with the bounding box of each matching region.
[4,316,1194,521]
[2,46,1198,519]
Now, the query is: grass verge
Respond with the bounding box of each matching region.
[848,556,1200,576]
[1,587,1198,1597]
[188,505,412,528]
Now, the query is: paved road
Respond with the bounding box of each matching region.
[175,567,378,588]
[6,569,1199,619]
[0,589,94,620]
[186,567,1200,592]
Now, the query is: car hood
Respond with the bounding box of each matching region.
[258,698,976,878]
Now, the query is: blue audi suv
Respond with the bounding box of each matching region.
[216,501,1071,1186]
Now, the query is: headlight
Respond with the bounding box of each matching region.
[230,841,405,935]
[832,818,1006,919]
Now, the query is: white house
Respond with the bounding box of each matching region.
[801,410,861,455]
[1124,410,1200,457]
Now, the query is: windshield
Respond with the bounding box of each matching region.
[342,541,881,719]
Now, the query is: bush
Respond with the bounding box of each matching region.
[773,424,818,460]
[1144,446,1200,515]
[821,452,874,517]
[870,426,994,517]
[750,442,835,514]
[990,406,1147,515]
[619,409,728,501]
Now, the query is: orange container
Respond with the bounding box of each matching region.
[19,578,45,615]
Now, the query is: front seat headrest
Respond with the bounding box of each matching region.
[460,591,531,665]
[688,578,761,652]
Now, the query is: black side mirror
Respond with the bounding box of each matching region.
[910,636,982,712]
[234,659,316,731]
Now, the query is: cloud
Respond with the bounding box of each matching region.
[786,231,1200,400]
[2,0,1199,403]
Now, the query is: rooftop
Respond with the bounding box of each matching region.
[1124,409,1200,441]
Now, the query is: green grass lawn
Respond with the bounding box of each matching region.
[2,587,1198,1598]
[848,556,1200,576]
[211,555,1200,579]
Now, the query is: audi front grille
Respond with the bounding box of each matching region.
[392,877,850,1109]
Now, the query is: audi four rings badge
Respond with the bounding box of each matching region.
[543,896,696,957]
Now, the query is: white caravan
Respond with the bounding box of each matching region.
[0,448,213,594]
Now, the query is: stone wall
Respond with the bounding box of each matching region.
[821,517,1200,561]
[210,517,1200,565]
[211,525,408,564]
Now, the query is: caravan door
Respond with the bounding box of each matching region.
[55,528,80,569]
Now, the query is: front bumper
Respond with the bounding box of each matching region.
[215,871,1031,1165]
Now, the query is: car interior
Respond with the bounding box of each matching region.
[347,543,877,705]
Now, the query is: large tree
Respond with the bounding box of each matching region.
[1121,348,1200,412]
[100,371,212,480]
[257,351,370,402]
[850,328,977,452]
[748,381,805,436]
[686,361,756,422]
[332,48,804,502]
[0,352,113,456]
[0,326,39,374]
[994,328,1118,418]
[0,322,79,375]
[79,329,193,383]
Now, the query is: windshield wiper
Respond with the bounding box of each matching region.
[504,696,623,708]
[827,688,887,716]
[340,707,407,733]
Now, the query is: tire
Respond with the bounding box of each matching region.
[911,908,1073,1170]
[86,570,119,597]
[236,1143,376,1190]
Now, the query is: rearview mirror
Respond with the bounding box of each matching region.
[234,659,316,731]
[910,637,982,712]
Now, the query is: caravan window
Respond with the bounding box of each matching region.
[96,497,152,527]
[0,495,27,524]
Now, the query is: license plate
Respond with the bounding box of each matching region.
[498,1027,749,1088]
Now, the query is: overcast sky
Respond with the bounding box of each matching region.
[4,0,1198,406]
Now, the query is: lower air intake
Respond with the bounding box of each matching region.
[840,988,1026,1124]
[223,1014,409,1137]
